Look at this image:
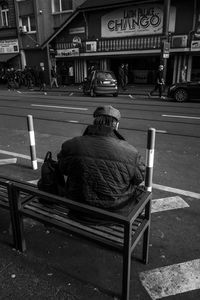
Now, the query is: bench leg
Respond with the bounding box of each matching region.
[122,223,132,300]
[7,183,20,248]
[142,225,150,264]
[8,185,26,252]
[143,200,151,264]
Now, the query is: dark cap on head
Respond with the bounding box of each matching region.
[93,105,121,121]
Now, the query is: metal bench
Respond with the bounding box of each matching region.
[4,180,152,300]
[0,177,35,247]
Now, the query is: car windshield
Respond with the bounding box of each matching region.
[96,72,115,80]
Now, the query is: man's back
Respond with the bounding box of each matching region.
[57,125,145,209]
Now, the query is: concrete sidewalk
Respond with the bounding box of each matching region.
[0,83,168,97]
[37,83,168,97]
[0,189,199,300]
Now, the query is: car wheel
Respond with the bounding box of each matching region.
[113,93,118,97]
[90,88,96,97]
[174,89,188,102]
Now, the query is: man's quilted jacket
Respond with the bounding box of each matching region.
[57,125,145,209]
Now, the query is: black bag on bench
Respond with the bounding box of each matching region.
[37,151,65,205]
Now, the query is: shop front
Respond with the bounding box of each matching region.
[0,39,21,69]
[191,55,200,81]
[43,0,198,86]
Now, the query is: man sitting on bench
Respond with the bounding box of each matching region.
[57,105,145,222]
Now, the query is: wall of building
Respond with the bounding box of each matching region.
[172,0,194,34]
[7,0,17,27]
[55,14,86,43]
[36,0,53,43]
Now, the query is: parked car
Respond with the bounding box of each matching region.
[83,70,118,97]
[167,81,200,102]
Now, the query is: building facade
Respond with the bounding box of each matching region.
[43,0,200,85]
[14,0,86,72]
[0,0,19,70]
[0,0,86,77]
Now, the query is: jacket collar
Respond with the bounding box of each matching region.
[83,125,125,140]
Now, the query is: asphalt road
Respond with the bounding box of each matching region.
[0,89,200,300]
[0,89,199,192]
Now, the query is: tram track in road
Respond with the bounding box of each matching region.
[0,91,200,113]
[0,93,199,139]
[0,108,199,127]
[0,110,199,139]
[0,96,200,120]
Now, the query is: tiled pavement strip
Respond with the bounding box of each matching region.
[0,152,200,299]
[26,181,200,299]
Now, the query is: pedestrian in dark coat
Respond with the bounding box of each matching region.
[149,64,165,99]
[118,63,125,90]
[51,66,59,88]
[124,63,129,89]
[57,105,145,216]
[39,66,46,93]
[5,68,16,90]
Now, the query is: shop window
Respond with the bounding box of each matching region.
[52,0,73,13]
[0,2,9,27]
[19,15,36,32]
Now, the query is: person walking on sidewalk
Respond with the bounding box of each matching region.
[39,66,47,94]
[124,63,129,90]
[118,63,126,90]
[149,64,165,99]
[51,66,59,88]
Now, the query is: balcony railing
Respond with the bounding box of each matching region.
[96,36,162,52]
[56,35,162,53]
[55,34,190,54]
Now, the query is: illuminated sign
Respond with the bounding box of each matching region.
[101,5,176,38]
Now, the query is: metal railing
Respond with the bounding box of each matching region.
[55,34,190,54]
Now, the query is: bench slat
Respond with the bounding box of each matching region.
[23,200,145,247]
[23,203,125,244]
[29,199,126,239]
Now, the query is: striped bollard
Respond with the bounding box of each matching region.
[27,115,38,170]
[145,128,156,192]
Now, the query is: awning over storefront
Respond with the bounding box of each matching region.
[0,53,19,62]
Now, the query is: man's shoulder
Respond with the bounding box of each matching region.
[118,139,138,152]
[62,136,83,146]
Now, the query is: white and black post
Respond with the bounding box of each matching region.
[27,115,38,170]
[145,128,156,192]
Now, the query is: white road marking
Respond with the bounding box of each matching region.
[155,130,167,133]
[140,259,200,300]
[28,179,38,185]
[153,183,200,199]
[0,150,43,163]
[151,196,189,213]
[0,149,199,200]
[0,158,17,165]
[31,104,88,111]
[162,114,200,120]
[24,190,189,214]
[69,120,79,123]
